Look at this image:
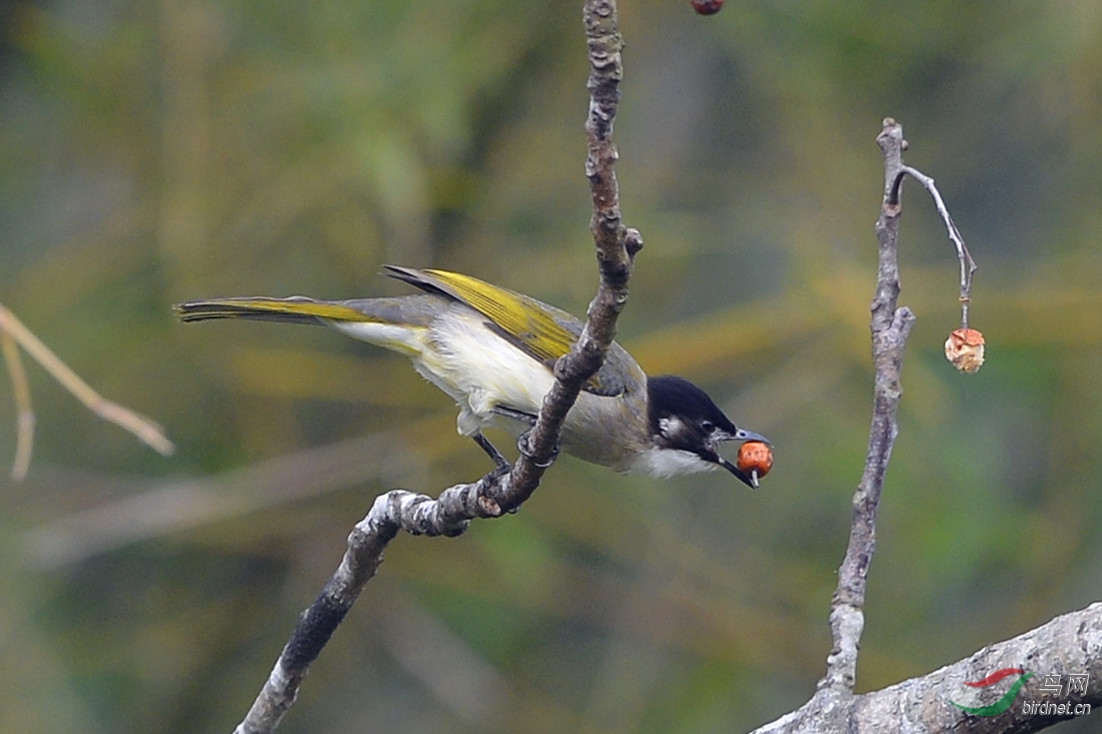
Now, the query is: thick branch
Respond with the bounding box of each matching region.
[756,602,1102,733]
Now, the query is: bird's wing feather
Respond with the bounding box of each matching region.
[384,266,633,397]
[384,266,575,363]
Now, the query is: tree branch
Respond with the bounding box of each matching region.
[753,118,1097,732]
[491,0,638,513]
[890,164,977,329]
[820,117,916,694]
[230,2,637,731]
[756,603,1102,733]
[0,303,174,479]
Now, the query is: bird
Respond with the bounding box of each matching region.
[175,266,770,487]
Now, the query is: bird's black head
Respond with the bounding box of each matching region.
[646,375,770,487]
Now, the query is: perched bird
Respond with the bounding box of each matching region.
[175,266,770,487]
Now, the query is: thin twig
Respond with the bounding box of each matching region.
[230,2,635,732]
[1,327,34,480]
[891,165,978,328]
[0,304,174,477]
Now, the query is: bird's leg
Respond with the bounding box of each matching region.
[471,407,542,475]
[492,405,538,426]
[473,432,511,472]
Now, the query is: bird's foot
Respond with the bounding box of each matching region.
[517,429,560,469]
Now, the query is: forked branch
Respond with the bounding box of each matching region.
[0,303,174,479]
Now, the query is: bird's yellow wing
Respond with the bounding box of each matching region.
[388,267,576,362]
[385,266,633,396]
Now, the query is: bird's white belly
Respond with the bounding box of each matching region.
[421,310,555,435]
[331,308,554,437]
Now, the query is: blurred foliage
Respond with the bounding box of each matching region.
[1,0,1101,732]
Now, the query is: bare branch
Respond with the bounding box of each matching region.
[230,2,637,731]
[0,303,174,478]
[1,327,34,479]
[820,118,916,694]
[493,0,638,514]
[891,165,978,328]
[750,116,1098,733]
[756,602,1102,733]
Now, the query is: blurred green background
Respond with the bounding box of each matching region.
[2,0,1100,732]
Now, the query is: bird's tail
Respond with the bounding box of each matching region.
[174,296,381,326]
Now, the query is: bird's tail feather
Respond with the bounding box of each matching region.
[174,296,378,325]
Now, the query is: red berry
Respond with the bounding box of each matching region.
[737,441,773,484]
[691,0,724,15]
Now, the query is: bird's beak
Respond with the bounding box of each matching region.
[716,457,760,489]
[730,428,770,445]
[713,428,771,489]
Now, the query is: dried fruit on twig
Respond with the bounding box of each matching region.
[737,441,773,486]
[945,327,985,373]
[691,0,725,15]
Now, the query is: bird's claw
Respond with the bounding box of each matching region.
[517,430,559,469]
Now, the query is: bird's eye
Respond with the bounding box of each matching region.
[701,420,715,434]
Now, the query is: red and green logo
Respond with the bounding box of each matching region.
[951,668,1034,716]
